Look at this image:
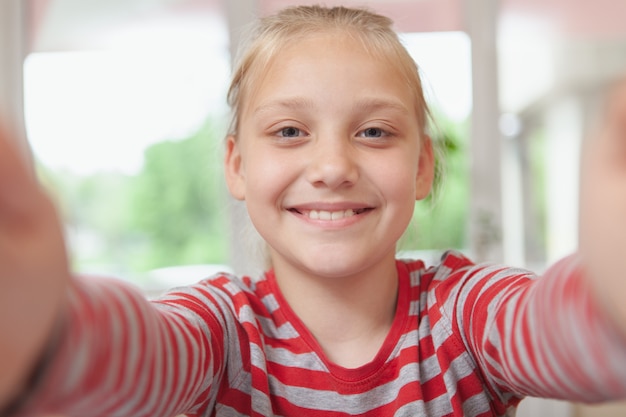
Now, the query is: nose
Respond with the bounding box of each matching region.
[305,136,359,189]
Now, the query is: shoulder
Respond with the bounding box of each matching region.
[411,251,538,340]
[396,250,477,288]
[397,250,537,312]
[422,250,535,291]
[153,272,274,326]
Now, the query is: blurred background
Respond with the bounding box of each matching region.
[1,0,625,415]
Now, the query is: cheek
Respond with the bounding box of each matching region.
[374,153,419,193]
[243,155,295,202]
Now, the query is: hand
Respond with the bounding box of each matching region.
[579,78,626,335]
[0,122,70,408]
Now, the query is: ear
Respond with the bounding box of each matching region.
[224,135,246,200]
[415,135,435,200]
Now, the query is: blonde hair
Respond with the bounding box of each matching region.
[226,5,431,137]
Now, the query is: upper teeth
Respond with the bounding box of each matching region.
[308,209,355,220]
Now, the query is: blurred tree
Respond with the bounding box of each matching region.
[37,164,137,275]
[129,120,229,271]
[36,119,230,279]
[399,115,470,252]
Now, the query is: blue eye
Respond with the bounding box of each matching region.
[360,127,386,138]
[279,127,301,137]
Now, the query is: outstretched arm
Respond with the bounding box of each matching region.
[438,80,626,407]
[0,125,230,417]
[0,123,71,412]
[468,79,626,404]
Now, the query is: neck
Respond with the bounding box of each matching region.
[272,253,399,367]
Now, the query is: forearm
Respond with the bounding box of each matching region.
[478,256,626,401]
[12,276,220,417]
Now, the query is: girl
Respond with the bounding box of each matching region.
[2,5,626,417]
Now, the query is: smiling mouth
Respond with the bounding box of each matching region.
[288,208,371,220]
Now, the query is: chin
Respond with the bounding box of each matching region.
[300,254,383,280]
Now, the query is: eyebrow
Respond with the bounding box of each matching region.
[253,97,314,115]
[253,96,410,116]
[352,97,410,115]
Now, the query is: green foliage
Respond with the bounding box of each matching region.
[399,115,470,251]
[37,120,230,280]
[37,164,138,275]
[129,121,229,271]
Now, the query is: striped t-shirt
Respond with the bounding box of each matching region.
[29,251,626,416]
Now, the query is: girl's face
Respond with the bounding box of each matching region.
[225,33,434,280]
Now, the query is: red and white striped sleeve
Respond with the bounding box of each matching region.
[439,254,626,404]
[22,274,228,417]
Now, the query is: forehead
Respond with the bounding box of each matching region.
[244,32,415,113]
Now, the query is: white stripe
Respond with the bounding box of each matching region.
[262,293,280,313]
[266,346,328,371]
[266,361,423,414]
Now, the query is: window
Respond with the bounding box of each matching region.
[24,0,232,291]
[398,31,471,261]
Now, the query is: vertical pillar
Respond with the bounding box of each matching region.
[223,0,263,277]
[464,0,503,263]
[224,0,259,61]
[0,0,30,161]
